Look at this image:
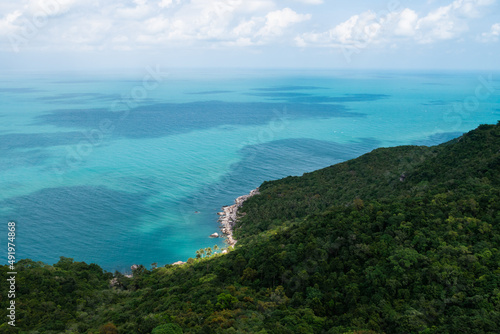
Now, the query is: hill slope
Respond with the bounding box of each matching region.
[1,122,500,334]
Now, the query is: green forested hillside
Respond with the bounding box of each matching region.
[1,123,499,334]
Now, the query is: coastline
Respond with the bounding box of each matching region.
[162,188,259,267]
[217,188,260,247]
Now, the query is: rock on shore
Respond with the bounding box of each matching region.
[172,261,186,266]
[217,188,260,247]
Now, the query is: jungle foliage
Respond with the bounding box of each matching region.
[1,122,499,333]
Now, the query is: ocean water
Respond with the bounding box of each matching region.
[1,68,499,272]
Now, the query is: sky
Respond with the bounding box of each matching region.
[0,0,499,70]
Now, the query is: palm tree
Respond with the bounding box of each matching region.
[195,250,201,259]
[200,248,205,258]
[205,247,212,257]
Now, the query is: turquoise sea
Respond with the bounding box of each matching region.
[1,69,499,272]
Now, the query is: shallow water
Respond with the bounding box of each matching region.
[1,68,498,272]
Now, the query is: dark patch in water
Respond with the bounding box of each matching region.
[412,132,463,146]
[0,132,86,150]
[422,82,450,86]
[51,79,145,84]
[36,92,122,104]
[0,185,159,267]
[187,90,233,95]
[279,94,390,104]
[246,92,312,98]
[178,137,380,216]
[0,149,51,171]
[36,101,365,139]
[36,93,160,106]
[421,100,449,106]
[0,88,41,94]
[252,86,327,92]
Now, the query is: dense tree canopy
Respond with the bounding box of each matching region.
[1,122,499,333]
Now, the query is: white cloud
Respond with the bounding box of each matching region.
[233,1,275,13]
[115,0,153,20]
[452,0,495,18]
[393,8,418,37]
[158,0,182,9]
[491,23,500,34]
[233,18,261,37]
[144,15,170,34]
[61,18,112,46]
[0,0,315,51]
[1,0,494,54]
[258,8,311,37]
[296,11,381,48]
[414,0,495,43]
[294,0,323,4]
[415,1,466,43]
[296,0,496,48]
[0,10,22,36]
[24,0,85,17]
[479,22,500,42]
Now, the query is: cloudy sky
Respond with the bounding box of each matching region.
[0,0,499,70]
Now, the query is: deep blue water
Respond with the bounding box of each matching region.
[1,69,499,272]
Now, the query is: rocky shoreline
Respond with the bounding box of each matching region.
[217,188,260,247]
[122,188,260,276]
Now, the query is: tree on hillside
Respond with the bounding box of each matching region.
[152,323,183,334]
[100,323,118,334]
